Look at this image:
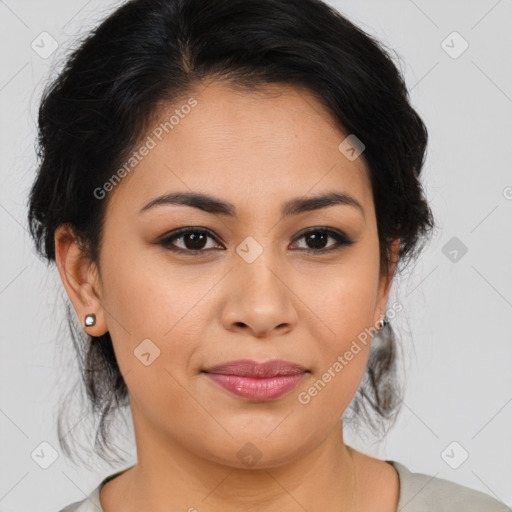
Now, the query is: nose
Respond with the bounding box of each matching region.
[220,252,298,338]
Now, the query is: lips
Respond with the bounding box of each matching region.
[202,359,308,402]
[202,359,308,377]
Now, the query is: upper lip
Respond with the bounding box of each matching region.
[202,359,308,378]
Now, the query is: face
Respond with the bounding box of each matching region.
[56,80,398,469]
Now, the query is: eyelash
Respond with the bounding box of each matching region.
[157,227,355,255]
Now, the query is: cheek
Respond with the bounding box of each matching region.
[300,253,379,396]
[313,286,374,387]
[100,237,198,334]
[99,251,204,428]
[299,282,376,418]
[98,242,206,382]
[302,252,380,339]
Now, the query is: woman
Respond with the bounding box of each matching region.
[27,0,507,510]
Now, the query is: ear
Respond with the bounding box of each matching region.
[374,238,400,326]
[54,223,108,336]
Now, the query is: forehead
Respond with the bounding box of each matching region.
[107,80,373,220]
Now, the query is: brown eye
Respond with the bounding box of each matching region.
[159,228,223,253]
[290,228,355,253]
[157,226,354,256]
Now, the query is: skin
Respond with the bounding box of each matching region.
[55,79,401,512]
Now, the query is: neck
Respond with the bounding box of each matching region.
[113,409,358,512]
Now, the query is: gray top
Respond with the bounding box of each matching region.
[59,460,509,511]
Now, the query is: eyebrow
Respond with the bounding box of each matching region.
[139,190,365,220]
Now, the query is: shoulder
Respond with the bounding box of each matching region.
[388,460,509,512]
[58,465,133,511]
[58,484,102,512]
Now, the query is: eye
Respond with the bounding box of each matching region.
[157,226,355,255]
[158,228,223,253]
[290,227,355,254]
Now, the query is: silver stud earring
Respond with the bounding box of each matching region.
[378,315,388,330]
[84,313,96,327]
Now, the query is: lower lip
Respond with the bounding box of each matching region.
[204,372,307,402]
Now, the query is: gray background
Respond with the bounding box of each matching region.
[1,0,511,510]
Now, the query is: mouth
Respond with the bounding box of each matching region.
[201,359,309,402]
[202,358,308,377]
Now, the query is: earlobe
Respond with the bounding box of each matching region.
[54,224,109,336]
